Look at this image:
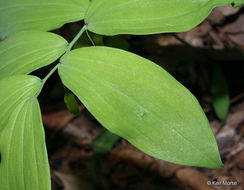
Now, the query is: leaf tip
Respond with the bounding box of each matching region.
[206,156,224,169]
[217,162,224,169]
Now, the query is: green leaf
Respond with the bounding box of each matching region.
[64,92,80,115]
[91,129,120,171]
[0,0,90,39]
[0,75,51,190]
[85,0,234,35]
[233,0,244,7]
[58,46,223,168]
[0,31,68,79]
[93,129,120,155]
[211,65,230,120]
[0,75,41,131]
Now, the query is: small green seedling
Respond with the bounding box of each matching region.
[0,0,243,189]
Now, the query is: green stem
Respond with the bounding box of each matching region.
[86,29,96,46]
[66,25,87,52]
[35,25,87,97]
[35,64,60,97]
[42,64,59,85]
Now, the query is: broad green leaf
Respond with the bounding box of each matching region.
[0,31,68,79]
[85,0,235,35]
[0,75,51,190]
[64,92,80,115]
[58,47,223,168]
[0,75,41,132]
[211,65,230,120]
[0,0,90,39]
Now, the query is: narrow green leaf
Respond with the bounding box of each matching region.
[58,47,223,168]
[0,31,68,79]
[64,92,80,115]
[85,0,234,35]
[0,75,51,190]
[93,129,120,155]
[211,65,230,120]
[0,0,90,39]
[91,129,120,171]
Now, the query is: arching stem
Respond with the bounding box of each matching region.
[36,24,87,97]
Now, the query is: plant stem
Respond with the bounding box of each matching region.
[86,29,96,46]
[35,25,87,97]
[66,25,87,52]
[35,64,60,97]
[42,64,60,85]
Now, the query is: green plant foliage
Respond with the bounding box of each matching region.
[85,0,235,35]
[233,0,244,7]
[211,65,230,120]
[1,2,240,188]
[0,75,50,190]
[73,31,91,49]
[0,0,90,39]
[93,130,120,155]
[64,92,80,115]
[0,31,68,79]
[58,46,223,168]
[91,129,120,171]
